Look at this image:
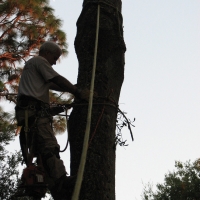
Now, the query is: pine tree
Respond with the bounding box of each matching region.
[0,0,67,101]
[0,0,69,137]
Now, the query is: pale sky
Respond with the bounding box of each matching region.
[4,1,200,199]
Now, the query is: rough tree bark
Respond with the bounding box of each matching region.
[68,0,126,199]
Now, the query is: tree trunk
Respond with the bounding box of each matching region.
[68,0,126,199]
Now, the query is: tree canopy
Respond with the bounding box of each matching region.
[142,159,200,200]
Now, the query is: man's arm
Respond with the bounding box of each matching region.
[49,82,65,91]
[49,75,91,101]
[49,75,78,95]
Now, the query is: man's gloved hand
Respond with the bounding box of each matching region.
[75,88,89,101]
[80,89,90,101]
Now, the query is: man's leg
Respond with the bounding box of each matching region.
[35,118,75,199]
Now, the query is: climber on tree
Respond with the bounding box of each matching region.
[15,41,89,199]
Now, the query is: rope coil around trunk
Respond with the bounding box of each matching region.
[71,4,101,200]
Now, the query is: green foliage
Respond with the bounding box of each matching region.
[53,115,67,134]
[142,159,200,200]
[0,0,68,95]
[0,106,16,158]
[0,151,23,199]
[0,106,23,199]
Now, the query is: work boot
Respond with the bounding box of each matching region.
[50,175,76,200]
[57,175,76,199]
[63,175,76,188]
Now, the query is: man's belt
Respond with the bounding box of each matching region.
[17,95,48,110]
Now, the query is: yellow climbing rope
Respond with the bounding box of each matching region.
[71,4,101,200]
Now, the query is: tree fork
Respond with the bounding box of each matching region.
[68,0,126,199]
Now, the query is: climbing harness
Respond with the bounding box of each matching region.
[14,96,69,199]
